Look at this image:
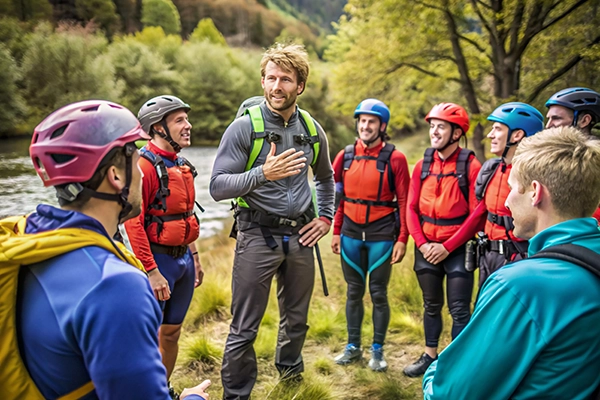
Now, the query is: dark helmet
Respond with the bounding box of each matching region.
[545,87,600,121]
[138,95,190,152]
[487,102,544,138]
[138,95,191,134]
[236,96,265,119]
[354,99,391,132]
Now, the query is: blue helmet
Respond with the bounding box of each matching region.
[354,99,390,132]
[545,87,600,121]
[487,102,544,138]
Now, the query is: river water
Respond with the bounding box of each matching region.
[0,138,231,237]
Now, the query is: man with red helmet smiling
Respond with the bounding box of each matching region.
[403,103,482,377]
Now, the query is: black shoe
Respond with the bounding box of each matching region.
[168,384,180,400]
[403,353,437,378]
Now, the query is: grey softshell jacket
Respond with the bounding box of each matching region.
[210,102,335,220]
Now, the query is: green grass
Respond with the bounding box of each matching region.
[179,334,222,367]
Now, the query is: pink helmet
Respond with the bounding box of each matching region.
[30,100,150,187]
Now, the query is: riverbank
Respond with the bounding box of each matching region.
[172,223,463,399]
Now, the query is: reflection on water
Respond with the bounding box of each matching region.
[0,139,230,238]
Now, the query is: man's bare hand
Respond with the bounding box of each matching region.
[391,242,407,264]
[331,234,341,254]
[262,142,306,181]
[181,379,211,399]
[299,218,331,247]
[419,243,432,255]
[194,257,204,288]
[148,269,170,301]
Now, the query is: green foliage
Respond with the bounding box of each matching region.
[132,26,182,65]
[103,37,180,112]
[313,357,334,375]
[264,374,336,400]
[183,273,230,327]
[189,18,227,46]
[20,23,121,131]
[75,0,120,36]
[0,0,52,21]
[0,17,31,63]
[141,0,181,35]
[174,41,262,142]
[306,306,345,343]
[0,44,27,136]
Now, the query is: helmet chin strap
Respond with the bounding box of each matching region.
[501,130,517,159]
[152,120,181,153]
[437,125,460,152]
[357,121,384,146]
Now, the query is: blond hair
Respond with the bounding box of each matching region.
[512,126,600,218]
[260,43,310,87]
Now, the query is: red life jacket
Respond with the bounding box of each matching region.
[140,147,199,246]
[341,141,397,225]
[417,147,475,242]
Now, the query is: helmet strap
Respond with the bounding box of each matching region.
[356,119,385,146]
[437,124,460,152]
[502,130,518,159]
[151,120,182,153]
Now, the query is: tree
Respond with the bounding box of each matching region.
[0,0,52,21]
[75,0,120,36]
[327,0,600,159]
[0,44,27,136]
[141,0,181,35]
[190,18,227,45]
[20,22,121,132]
[104,37,180,111]
[132,26,182,65]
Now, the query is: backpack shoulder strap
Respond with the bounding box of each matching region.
[420,148,436,180]
[140,147,169,211]
[475,158,502,201]
[456,148,475,202]
[244,105,267,171]
[378,143,396,193]
[343,144,355,171]
[298,108,320,166]
[177,156,198,178]
[531,244,600,279]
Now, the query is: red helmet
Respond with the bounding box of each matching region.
[425,103,470,134]
[30,100,150,187]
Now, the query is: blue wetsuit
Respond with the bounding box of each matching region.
[16,204,204,400]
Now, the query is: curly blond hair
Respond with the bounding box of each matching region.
[260,43,310,87]
[512,126,600,218]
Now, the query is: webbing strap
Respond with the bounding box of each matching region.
[245,105,265,171]
[421,214,467,226]
[57,381,95,400]
[298,108,319,166]
[487,212,515,231]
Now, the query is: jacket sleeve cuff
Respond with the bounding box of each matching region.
[319,216,332,225]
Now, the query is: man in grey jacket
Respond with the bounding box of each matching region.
[210,43,335,400]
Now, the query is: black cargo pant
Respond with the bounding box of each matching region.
[478,248,526,287]
[221,227,315,400]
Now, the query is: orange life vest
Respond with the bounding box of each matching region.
[140,147,199,246]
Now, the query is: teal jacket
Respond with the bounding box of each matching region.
[423,218,600,399]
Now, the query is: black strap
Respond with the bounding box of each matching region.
[342,197,397,208]
[343,144,355,170]
[530,244,600,279]
[420,147,473,202]
[144,211,194,237]
[177,156,198,178]
[487,211,515,231]
[475,158,502,201]
[420,214,467,226]
[140,148,170,212]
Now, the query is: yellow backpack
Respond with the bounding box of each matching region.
[0,215,145,400]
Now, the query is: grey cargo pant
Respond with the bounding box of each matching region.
[221,227,315,400]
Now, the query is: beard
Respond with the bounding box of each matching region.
[265,90,297,113]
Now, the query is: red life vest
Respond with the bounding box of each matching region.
[341,141,397,225]
[140,147,199,246]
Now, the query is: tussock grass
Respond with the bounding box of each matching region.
[264,373,338,400]
[306,306,345,344]
[179,335,222,367]
[313,357,334,375]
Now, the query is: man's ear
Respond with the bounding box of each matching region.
[105,165,126,193]
[380,122,387,133]
[531,180,543,207]
[578,113,593,130]
[452,127,463,141]
[511,129,526,144]
[297,81,305,95]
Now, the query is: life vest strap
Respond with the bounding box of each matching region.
[420,214,467,226]
[342,196,397,208]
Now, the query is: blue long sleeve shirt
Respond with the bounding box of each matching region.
[16,205,204,400]
[423,218,600,399]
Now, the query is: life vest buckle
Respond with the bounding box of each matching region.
[278,217,298,227]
